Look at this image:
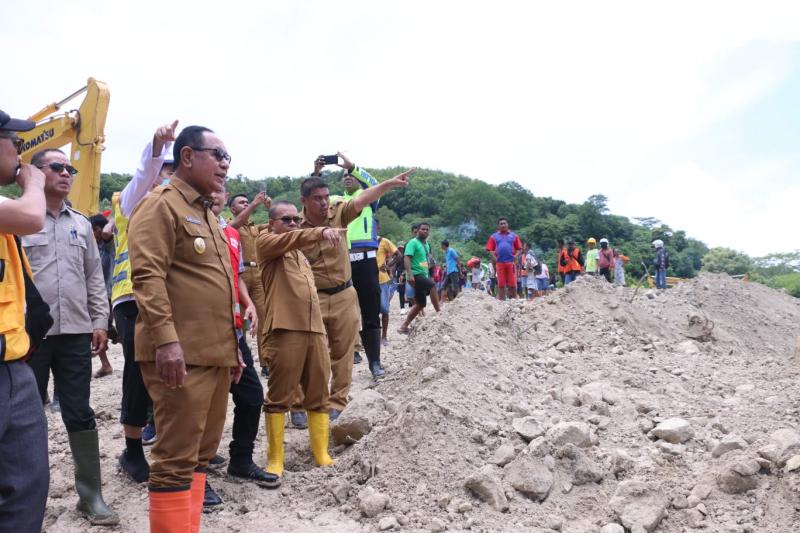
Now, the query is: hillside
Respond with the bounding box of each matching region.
[98,168,710,281]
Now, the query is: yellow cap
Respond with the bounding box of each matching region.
[587,237,597,244]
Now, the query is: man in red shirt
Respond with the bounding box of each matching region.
[485,217,522,300]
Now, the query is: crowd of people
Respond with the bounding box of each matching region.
[0,112,673,533]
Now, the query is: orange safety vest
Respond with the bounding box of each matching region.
[559,247,582,273]
[0,234,31,361]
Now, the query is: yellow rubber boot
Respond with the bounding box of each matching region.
[307,411,334,467]
[265,412,285,477]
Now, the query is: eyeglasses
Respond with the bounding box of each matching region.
[190,146,232,163]
[275,216,302,224]
[38,162,78,176]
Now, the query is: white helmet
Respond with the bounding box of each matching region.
[652,239,664,248]
[599,238,609,245]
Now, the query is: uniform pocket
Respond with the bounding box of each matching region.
[180,222,215,263]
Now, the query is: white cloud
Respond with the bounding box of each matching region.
[1,0,799,254]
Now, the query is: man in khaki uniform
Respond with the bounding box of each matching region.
[229,192,270,370]
[256,201,346,483]
[296,166,414,420]
[129,125,242,532]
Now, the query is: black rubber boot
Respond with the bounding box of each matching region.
[68,429,120,525]
[362,329,384,379]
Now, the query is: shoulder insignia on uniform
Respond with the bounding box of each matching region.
[66,206,91,222]
[185,216,202,225]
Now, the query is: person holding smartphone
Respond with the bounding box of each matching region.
[0,110,50,533]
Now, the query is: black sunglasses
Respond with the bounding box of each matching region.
[275,216,301,224]
[38,162,78,176]
[190,146,232,163]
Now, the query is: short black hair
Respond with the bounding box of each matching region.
[441,240,449,247]
[173,126,213,168]
[31,148,65,167]
[89,214,108,229]
[228,193,248,207]
[300,177,329,198]
[269,200,297,219]
[417,222,430,229]
[498,216,509,224]
[411,223,420,231]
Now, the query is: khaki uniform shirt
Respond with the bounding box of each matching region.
[256,228,326,335]
[299,200,360,290]
[129,177,237,367]
[22,203,109,335]
[237,222,268,268]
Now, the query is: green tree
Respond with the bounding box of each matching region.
[701,247,754,276]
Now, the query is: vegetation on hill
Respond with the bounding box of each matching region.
[33,167,798,296]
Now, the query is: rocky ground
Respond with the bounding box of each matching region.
[43,273,800,532]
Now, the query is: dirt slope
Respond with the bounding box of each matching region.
[43,273,800,532]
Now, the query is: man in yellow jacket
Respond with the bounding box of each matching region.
[0,110,49,532]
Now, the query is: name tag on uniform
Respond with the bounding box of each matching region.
[185,216,202,225]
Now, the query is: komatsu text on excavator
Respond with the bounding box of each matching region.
[17,77,110,214]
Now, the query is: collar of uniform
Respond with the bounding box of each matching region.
[47,201,71,219]
[169,176,207,207]
[300,202,341,229]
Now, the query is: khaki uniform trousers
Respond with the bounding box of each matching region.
[291,286,359,411]
[141,363,230,489]
[264,330,330,412]
[242,267,267,362]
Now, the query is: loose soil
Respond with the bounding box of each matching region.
[43,273,800,532]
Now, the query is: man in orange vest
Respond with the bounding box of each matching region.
[0,109,49,533]
[559,238,584,285]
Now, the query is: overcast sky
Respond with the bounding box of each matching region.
[3,1,798,256]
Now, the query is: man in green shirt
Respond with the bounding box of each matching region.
[398,222,440,333]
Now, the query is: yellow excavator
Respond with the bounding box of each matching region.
[17,77,110,214]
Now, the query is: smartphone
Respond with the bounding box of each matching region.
[323,154,338,165]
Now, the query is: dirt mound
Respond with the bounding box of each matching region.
[322,274,800,532]
[43,273,800,532]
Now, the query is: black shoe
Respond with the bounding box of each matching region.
[203,480,223,507]
[370,361,385,379]
[208,454,227,470]
[227,462,281,489]
[354,351,362,364]
[118,449,149,484]
[261,366,269,378]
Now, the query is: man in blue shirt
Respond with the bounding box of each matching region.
[440,240,461,301]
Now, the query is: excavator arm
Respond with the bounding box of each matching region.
[17,78,110,214]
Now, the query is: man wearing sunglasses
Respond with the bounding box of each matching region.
[0,110,49,533]
[21,148,118,525]
[256,201,347,484]
[128,125,240,532]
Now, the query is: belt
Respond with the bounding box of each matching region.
[244,261,258,268]
[349,250,377,262]
[317,280,353,295]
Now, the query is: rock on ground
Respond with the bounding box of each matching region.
[331,389,385,445]
[464,467,510,512]
[609,480,668,532]
[716,456,761,494]
[649,418,694,444]
[503,453,554,501]
[512,416,546,442]
[358,486,390,518]
[546,421,592,448]
[711,434,748,458]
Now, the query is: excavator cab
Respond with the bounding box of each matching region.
[17,78,110,215]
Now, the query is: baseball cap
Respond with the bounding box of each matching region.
[0,110,35,132]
